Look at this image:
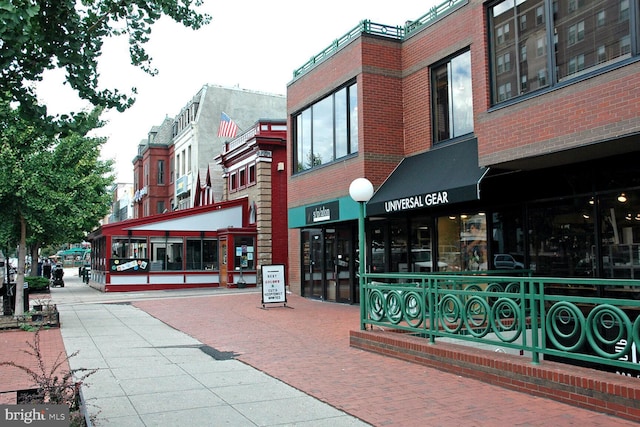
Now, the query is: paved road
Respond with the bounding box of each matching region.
[48,270,632,426]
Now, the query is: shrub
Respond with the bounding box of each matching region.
[26,276,50,291]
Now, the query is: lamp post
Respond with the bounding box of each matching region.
[349,178,373,330]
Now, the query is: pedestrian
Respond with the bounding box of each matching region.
[43,260,52,279]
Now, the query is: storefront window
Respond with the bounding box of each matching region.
[112,237,147,259]
[389,219,408,273]
[438,213,487,271]
[410,217,437,272]
[149,237,183,271]
[598,190,640,279]
[185,239,218,270]
[234,236,255,270]
[370,222,386,273]
[491,209,525,269]
[528,197,594,276]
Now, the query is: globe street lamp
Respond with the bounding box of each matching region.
[349,178,373,330]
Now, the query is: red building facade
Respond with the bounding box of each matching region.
[287,0,640,302]
[215,119,289,284]
[132,118,174,218]
[87,198,257,291]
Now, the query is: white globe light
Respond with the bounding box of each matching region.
[349,178,374,202]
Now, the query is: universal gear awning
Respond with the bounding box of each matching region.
[366,138,488,216]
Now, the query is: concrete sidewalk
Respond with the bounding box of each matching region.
[59,302,367,426]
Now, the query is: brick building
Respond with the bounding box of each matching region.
[132,84,286,217]
[88,86,286,291]
[286,0,640,303]
[214,119,289,285]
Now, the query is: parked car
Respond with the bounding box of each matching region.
[412,249,448,272]
[493,254,524,269]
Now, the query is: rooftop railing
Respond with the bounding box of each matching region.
[362,271,640,375]
[292,0,468,80]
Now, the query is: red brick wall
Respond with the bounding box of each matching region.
[401,1,485,157]
[142,147,172,215]
[287,36,405,208]
[476,63,640,166]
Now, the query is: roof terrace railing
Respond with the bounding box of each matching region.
[292,0,468,80]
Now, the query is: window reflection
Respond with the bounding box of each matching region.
[527,197,594,276]
[438,213,487,271]
[599,190,640,278]
[432,50,473,142]
[293,82,358,173]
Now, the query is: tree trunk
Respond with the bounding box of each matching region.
[14,215,27,317]
[30,243,40,277]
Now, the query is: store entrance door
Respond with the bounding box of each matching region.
[301,226,356,303]
[302,229,323,299]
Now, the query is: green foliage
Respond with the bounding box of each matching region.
[26,276,50,291]
[0,102,114,286]
[19,323,37,332]
[0,0,211,131]
[0,0,210,315]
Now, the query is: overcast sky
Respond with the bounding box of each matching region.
[38,0,438,182]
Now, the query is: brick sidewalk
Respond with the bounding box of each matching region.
[0,327,68,397]
[134,293,632,427]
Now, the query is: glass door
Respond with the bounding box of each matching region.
[302,229,323,299]
[324,226,355,302]
[302,226,356,302]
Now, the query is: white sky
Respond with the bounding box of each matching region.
[38,0,438,182]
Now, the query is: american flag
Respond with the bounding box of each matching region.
[217,112,238,138]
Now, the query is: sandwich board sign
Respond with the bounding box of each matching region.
[261,264,287,308]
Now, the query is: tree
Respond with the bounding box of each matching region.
[0,0,210,315]
[0,0,211,131]
[0,104,113,316]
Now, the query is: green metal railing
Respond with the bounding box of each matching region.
[362,271,640,373]
[292,0,468,80]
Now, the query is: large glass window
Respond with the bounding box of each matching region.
[293,82,358,173]
[410,218,439,272]
[489,0,638,104]
[186,238,218,270]
[432,50,474,143]
[111,237,147,259]
[438,213,488,271]
[369,217,449,275]
[150,237,183,271]
[527,197,595,276]
[491,208,526,269]
[598,190,640,279]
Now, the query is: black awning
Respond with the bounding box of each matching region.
[367,138,488,216]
